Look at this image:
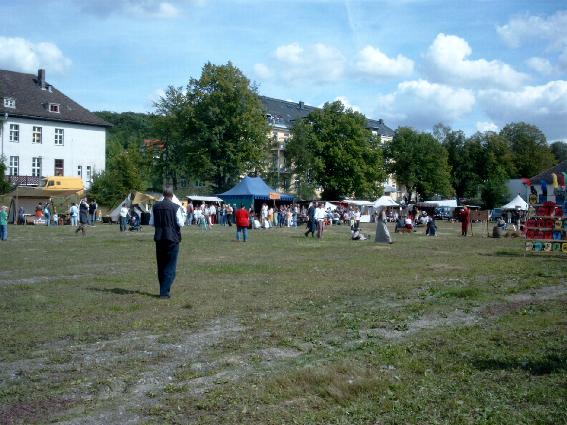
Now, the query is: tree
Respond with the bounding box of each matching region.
[461,132,515,208]
[286,101,385,199]
[0,156,11,194]
[154,62,270,192]
[433,123,467,199]
[500,122,555,178]
[550,141,567,163]
[88,142,148,206]
[385,127,453,201]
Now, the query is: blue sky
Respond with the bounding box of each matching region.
[1,0,566,140]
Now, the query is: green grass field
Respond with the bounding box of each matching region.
[0,221,565,424]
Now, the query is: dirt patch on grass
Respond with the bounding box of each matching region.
[362,309,479,340]
[363,283,567,340]
[7,317,304,425]
[0,397,74,425]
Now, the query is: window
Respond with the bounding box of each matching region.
[49,103,60,113]
[77,165,82,177]
[55,128,64,145]
[3,97,15,108]
[54,159,64,176]
[86,166,92,182]
[32,157,42,177]
[9,124,19,142]
[9,156,19,176]
[32,126,42,144]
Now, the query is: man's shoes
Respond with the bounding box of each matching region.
[159,294,170,299]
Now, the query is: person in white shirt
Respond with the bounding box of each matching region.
[209,204,216,226]
[315,203,326,239]
[119,204,129,232]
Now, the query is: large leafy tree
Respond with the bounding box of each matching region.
[434,123,468,199]
[286,101,385,199]
[385,127,453,201]
[500,122,555,178]
[472,132,516,208]
[154,62,270,192]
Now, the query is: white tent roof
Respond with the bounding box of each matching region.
[324,202,337,210]
[187,195,223,203]
[501,194,528,211]
[421,199,458,208]
[373,195,399,208]
[343,199,374,206]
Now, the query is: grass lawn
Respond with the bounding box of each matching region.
[0,221,565,424]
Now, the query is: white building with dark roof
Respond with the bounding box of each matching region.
[0,69,110,189]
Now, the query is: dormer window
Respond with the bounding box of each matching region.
[3,97,16,108]
[49,103,60,113]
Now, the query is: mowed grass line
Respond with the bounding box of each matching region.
[0,222,565,424]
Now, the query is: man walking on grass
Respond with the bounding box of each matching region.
[150,187,185,299]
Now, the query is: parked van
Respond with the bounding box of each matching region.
[40,176,85,191]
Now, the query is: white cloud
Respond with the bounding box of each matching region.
[275,43,304,65]
[476,121,499,133]
[0,37,72,74]
[526,57,554,76]
[497,11,567,49]
[375,79,475,129]
[253,63,272,80]
[497,11,567,70]
[355,45,414,78]
[271,42,346,84]
[424,33,528,89]
[478,80,567,140]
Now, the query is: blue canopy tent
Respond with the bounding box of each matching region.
[218,176,295,210]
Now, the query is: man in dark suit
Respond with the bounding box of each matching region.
[150,187,185,299]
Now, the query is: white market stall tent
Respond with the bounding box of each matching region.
[342,199,374,222]
[501,194,528,211]
[373,195,399,208]
[187,195,224,203]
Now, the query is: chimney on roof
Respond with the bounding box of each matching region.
[37,69,46,89]
[378,119,384,125]
[298,101,304,110]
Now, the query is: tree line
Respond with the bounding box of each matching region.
[78,62,566,209]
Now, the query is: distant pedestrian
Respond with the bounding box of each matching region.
[69,203,79,226]
[150,187,184,299]
[89,199,98,225]
[0,206,8,241]
[315,203,326,239]
[186,201,194,226]
[375,208,393,244]
[119,203,129,232]
[17,206,25,225]
[235,204,250,242]
[305,202,316,237]
[75,199,89,236]
[460,205,471,236]
[43,203,51,226]
[226,204,233,227]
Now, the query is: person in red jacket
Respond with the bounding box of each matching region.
[235,204,250,242]
[460,205,471,236]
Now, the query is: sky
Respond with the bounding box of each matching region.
[1,0,566,141]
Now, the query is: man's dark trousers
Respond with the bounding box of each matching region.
[156,241,179,297]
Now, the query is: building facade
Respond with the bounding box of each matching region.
[0,69,110,189]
